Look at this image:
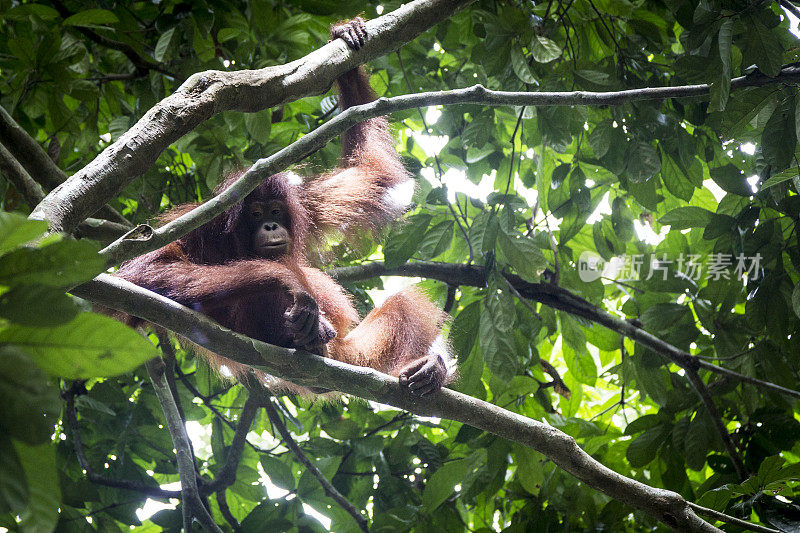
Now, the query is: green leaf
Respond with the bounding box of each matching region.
[451,301,481,364]
[419,220,454,260]
[626,426,666,468]
[466,145,494,163]
[718,19,733,78]
[480,302,517,382]
[0,285,80,326]
[0,433,28,515]
[0,212,48,254]
[497,230,546,282]
[383,213,432,268]
[154,27,176,62]
[658,206,714,230]
[423,455,477,512]
[624,143,661,183]
[0,347,60,445]
[107,116,129,142]
[192,21,215,62]
[62,9,119,27]
[13,440,60,533]
[762,167,799,190]
[0,239,104,288]
[530,36,561,63]
[589,122,614,158]
[0,313,159,379]
[660,153,695,201]
[792,282,800,320]
[746,16,783,77]
[297,456,340,499]
[514,445,543,494]
[685,412,713,470]
[260,455,295,490]
[217,27,242,43]
[6,4,60,21]
[244,109,272,145]
[709,164,751,196]
[563,343,596,386]
[762,97,797,172]
[468,211,499,253]
[712,19,733,111]
[510,47,536,84]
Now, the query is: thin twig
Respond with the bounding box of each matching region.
[260,391,370,533]
[396,50,474,264]
[688,502,779,533]
[96,67,800,265]
[202,393,259,494]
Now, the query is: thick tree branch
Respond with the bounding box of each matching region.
[31,0,478,234]
[96,67,800,266]
[74,274,723,532]
[145,358,222,533]
[260,391,370,533]
[0,140,128,243]
[63,384,180,499]
[0,141,46,204]
[332,261,800,401]
[0,105,67,192]
[0,105,130,226]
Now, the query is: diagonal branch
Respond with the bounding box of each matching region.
[0,141,129,243]
[0,105,130,226]
[96,67,800,266]
[257,387,370,533]
[331,261,800,401]
[201,393,259,495]
[50,0,173,78]
[30,0,478,234]
[73,273,723,532]
[145,357,222,533]
[334,262,751,478]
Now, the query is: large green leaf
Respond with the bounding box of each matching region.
[0,347,59,445]
[497,229,546,281]
[0,285,80,326]
[383,213,432,268]
[0,212,47,254]
[0,313,159,379]
[0,239,104,288]
[13,440,60,533]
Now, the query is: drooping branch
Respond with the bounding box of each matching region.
[334,263,751,479]
[259,389,370,533]
[30,0,478,234]
[201,393,259,495]
[331,260,800,401]
[97,67,800,266]
[73,273,723,532]
[145,358,222,533]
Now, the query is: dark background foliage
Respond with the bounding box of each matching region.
[2,0,800,531]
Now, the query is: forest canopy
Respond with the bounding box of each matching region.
[2,0,800,531]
